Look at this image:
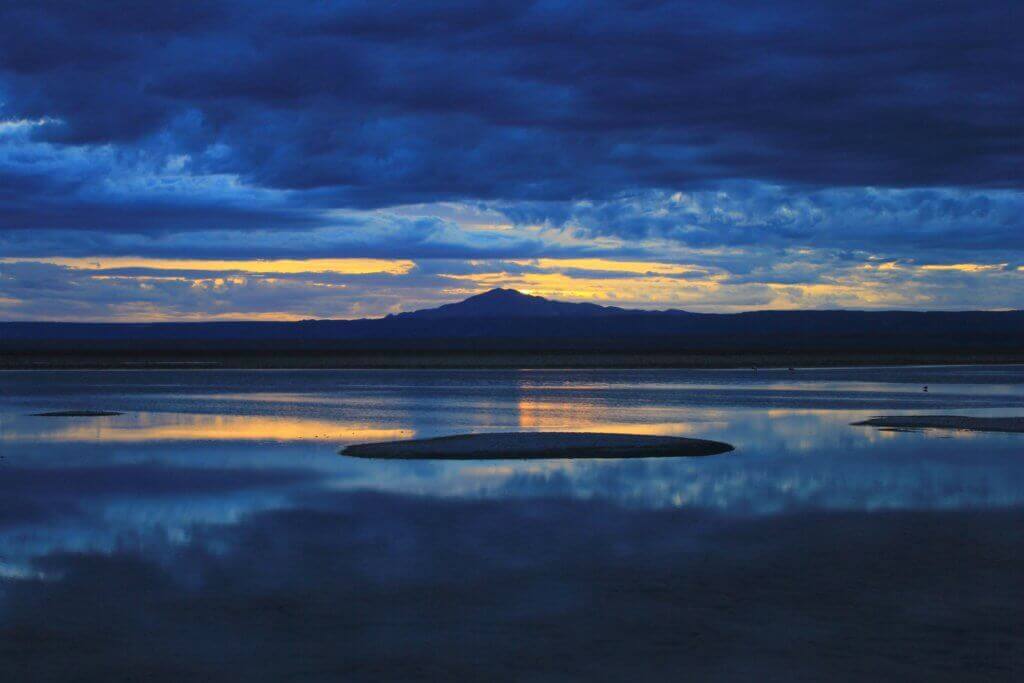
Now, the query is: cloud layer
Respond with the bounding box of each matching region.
[1,1,1022,318]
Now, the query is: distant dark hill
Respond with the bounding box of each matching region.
[2,288,1024,358]
[395,288,632,318]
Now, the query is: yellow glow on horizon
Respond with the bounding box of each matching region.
[64,305,313,322]
[762,279,939,308]
[7,248,1020,323]
[448,269,725,306]
[919,263,1006,273]
[860,261,902,271]
[0,256,415,275]
[150,310,311,322]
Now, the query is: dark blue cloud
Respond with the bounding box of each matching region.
[1,0,1020,217]
[502,186,1024,254]
[1,1,1023,316]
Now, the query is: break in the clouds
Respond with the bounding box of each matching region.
[1,0,1022,319]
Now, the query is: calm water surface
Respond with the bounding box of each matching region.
[1,367,1022,680]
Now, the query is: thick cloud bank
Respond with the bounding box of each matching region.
[1,1,1022,317]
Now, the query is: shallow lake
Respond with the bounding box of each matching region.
[1,366,1022,679]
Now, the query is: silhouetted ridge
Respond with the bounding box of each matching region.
[3,287,1024,357]
[396,288,632,318]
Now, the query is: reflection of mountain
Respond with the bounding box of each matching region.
[3,288,1024,355]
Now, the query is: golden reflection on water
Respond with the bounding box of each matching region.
[516,396,703,436]
[3,412,413,443]
[461,461,578,479]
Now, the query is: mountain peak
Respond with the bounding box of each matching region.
[464,288,541,302]
[399,288,628,319]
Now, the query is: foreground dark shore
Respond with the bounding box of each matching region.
[4,351,1024,370]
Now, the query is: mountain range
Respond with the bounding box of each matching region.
[2,288,1023,357]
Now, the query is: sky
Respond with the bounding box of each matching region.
[0,0,1021,321]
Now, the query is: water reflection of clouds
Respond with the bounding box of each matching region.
[3,367,1024,678]
[2,492,1021,679]
[2,369,1024,569]
[0,462,323,569]
[450,454,1024,513]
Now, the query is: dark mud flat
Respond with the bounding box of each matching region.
[853,416,1024,433]
[343,432,734,460]
[30,410,122,417]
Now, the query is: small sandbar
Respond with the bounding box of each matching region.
[342,432,734,460]
[853,416,1024,434]
[30,410,123,417]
